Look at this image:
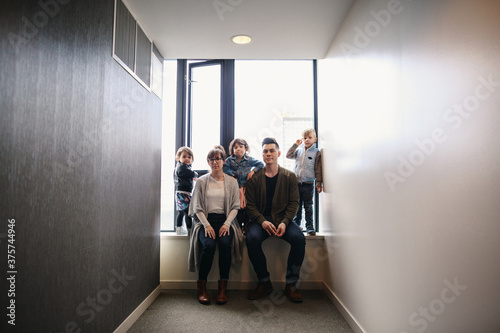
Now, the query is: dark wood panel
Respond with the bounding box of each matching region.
[1,0,161,332]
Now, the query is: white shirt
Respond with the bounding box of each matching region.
[206,176,225,214]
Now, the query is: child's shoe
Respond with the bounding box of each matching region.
[176,226,187,235]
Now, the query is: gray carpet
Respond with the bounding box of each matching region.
[128,289,354,333]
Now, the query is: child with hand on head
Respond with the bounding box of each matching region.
[174,146,198,235]
[223,138,264,232]
[286,128,323,235]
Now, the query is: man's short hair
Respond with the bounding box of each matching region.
[261,137,279,150]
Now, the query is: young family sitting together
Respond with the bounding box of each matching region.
[173,129,323,306]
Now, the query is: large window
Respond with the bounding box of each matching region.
[234,60,315,171]
[161,60,317,232]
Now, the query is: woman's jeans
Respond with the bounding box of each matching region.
[198,213,234,280]
[245,221,305,285]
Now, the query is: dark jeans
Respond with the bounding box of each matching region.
[198,213,234,280]
[176,208,192,228]
[294,183,314,231]
[245,221,305,285]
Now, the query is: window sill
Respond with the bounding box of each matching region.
[160,231,324,240]
[161,232,189,238]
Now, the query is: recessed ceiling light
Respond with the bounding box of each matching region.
[231,35,252,45]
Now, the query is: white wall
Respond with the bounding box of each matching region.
[318,0,500,332]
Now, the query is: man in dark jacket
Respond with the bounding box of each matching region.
[245,138,305,303]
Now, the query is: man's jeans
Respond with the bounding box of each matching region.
[245,221,305,285]
[294,182,314,231]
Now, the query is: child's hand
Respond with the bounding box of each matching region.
[316,185,323,193]
[247,170,255,180]
[296,138,303,146]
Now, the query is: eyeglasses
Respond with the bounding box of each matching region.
[209,158,223,162]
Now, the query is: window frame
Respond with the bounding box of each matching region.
[166,59,319,232]
[176,60,235,176]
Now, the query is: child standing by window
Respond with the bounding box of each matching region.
[223,138,264,232]
[286,128,323,236]
[174,146,198,235]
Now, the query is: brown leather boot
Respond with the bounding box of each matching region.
[197,280,210,305]
[247,280,273,300]
[216,280,228,305]
[285,283,303,303]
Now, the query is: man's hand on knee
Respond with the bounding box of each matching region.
[275,223,286,237]
[262,221,277,236]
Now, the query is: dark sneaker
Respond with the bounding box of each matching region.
[284,284,303,303]
[307,229,316,236]
[248,281,273,300]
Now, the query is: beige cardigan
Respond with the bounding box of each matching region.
[187,173,243,273]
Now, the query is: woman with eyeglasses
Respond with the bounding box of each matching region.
[188,145,243,305]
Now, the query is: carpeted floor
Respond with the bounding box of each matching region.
[128,289,354,333]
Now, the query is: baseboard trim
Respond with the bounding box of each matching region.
[322,281,366,333]
[160,280,324,290]
[112,281,362,332]
[113,285,161,333]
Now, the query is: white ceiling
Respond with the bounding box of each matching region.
[124,0,354,59]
